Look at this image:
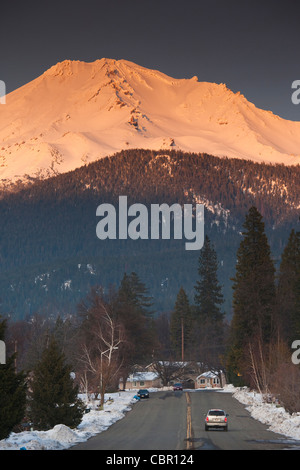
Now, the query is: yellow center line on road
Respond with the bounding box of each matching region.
[185,392,193,450]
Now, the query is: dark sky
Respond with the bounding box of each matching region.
[1,0,300,120]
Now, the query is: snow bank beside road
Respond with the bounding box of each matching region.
[0,391,137,450]
[223,385,300,440]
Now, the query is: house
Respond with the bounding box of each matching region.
[146,361,203,388]
[195,371,225,389]
[120,372,162,390]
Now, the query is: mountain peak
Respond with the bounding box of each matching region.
[0,58,300,184]
[44,59,81,76]
[44,58,119,75]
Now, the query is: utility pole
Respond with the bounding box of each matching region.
[14,340,17,370]
[181,317,184,362]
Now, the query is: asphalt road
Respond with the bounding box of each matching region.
[71,389,300,450]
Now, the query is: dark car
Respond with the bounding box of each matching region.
[173,383,183,391]
[137,389,149,398]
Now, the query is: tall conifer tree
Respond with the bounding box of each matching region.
[194,235,224,327]
[276,229,300,342]
[170,287,192,360]
[0,317,27,440]
[116,272,157,387]
[193,236,225,366]
[227,206,276,383]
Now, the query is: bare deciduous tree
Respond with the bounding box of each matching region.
[151,360,187,386]
[78,304,124,408]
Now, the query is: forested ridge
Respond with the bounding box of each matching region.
[0,149,299,319]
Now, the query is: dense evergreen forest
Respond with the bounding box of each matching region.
[0,149,299,320]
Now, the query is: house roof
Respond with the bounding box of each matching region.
[146,361,203,369]
[127,372,159,382]
[196,371,218,379]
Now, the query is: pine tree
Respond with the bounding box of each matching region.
[29,336,85,431]
[227,206,276,384]
[116,272,157,387]
[116,272,155,347]
[0,317,27,440]
[170,287,192,360]
[128,271,154,316]
[192,236,225,366]
[194,235,224,327]
[276,229,300,342]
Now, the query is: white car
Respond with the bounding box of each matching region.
[205,409,228,431]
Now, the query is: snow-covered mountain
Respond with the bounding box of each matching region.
[1,58,300,183]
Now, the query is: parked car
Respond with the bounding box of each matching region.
[205,409,228,431]
[173,383,183,391]
[137,389,149,399]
